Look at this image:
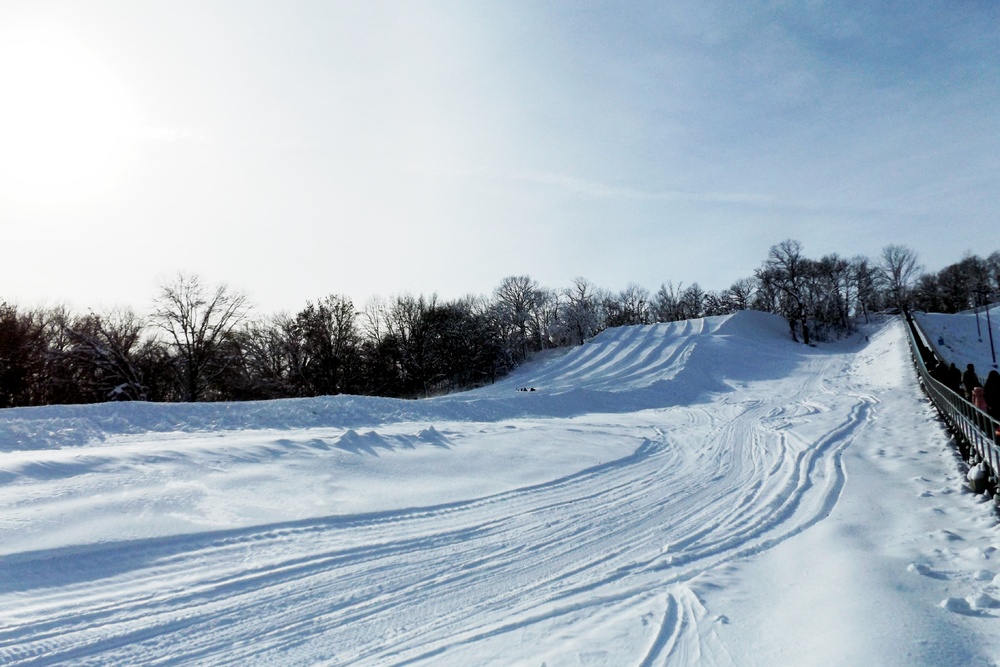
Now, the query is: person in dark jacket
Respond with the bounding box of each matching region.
[947,363,963,394]
[962,363,981,399]
[984,369,1000,418]
[929,360,948,386]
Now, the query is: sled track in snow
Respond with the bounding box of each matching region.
[514,318,711,394]
[0,314,888,665]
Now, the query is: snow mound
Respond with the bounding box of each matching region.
[940,597,979,615]
[0,312,799,451]
[472,310,798,413]
[970,592,1000,610]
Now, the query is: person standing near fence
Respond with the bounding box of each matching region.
[984,369,1000,418]
[963,363,981,399]
[973,386,988,412]
[930,360,949,387]
[971,386,990,436]
[948,363,963,394]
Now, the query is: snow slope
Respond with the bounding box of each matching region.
[914,310,1000,379]
[0,311,998,666]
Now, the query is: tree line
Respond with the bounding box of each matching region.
[2,241,998,408]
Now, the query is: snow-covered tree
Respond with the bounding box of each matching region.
[492,275,543,362]
[557,277,603,345]
[63,307,153,401]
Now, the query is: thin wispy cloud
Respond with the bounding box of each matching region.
[506,169,773,206]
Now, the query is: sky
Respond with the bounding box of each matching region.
[1,1,998,315]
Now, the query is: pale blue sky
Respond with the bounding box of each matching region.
[1,1,997,313]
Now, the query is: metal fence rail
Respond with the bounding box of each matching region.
[905,315,1000,492]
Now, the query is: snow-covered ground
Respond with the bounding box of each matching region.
[1,311,998,666]
[915,309,1000,380]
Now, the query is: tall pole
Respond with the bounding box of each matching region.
[975,295,983,342]
[987,296,997,368]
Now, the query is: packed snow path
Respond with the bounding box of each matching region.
[1,312,998,666]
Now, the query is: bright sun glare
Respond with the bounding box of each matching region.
[0,25,136,205]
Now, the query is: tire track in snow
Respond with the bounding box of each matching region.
[0,438,677,665]
[639,593,681,667]
[368,363,879,664]
[639,587,736,667]
[1,398,872,665]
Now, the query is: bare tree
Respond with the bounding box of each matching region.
[911,272,942,313]
[726,277,757,312]
[64,307,152,401]
[529,288,561,351]
[223,314,297,400]
[879,244,921,313]
[290,295,361,396]
[988,251,1000,297]
[849,256,880,324]
[559,277,602,345]
[379,293,435,396]
[813,254,851,334]
[678,283,705,320]
[153,273,251,401]
[651,281,683,322]
[604,283,651,327]
[0,303,47,407]
[758,239,812,343]
[492,275,543,362]
[357,295,399,396]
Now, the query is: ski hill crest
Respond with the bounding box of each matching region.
[471,310,799,414]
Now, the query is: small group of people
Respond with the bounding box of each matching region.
[930,361,1000,418]
[965,364,1000,419]
[929,360,961,395]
